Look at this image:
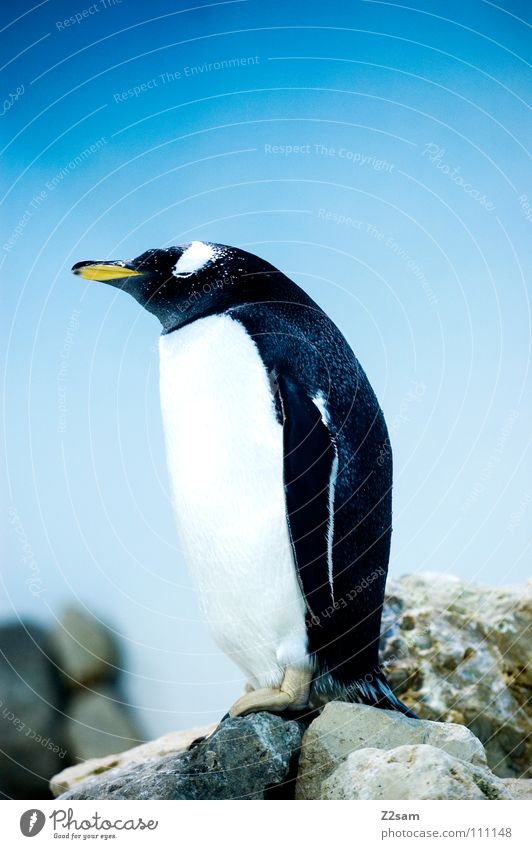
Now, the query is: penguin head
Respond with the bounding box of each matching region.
[72,241,280,332]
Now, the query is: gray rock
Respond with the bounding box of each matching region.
[321,744,513,800]
[381,572,532,777]
[65,686,143,761]
[296,701,488,800]
[0,623,69,799]
[50,607,119,688]
[48,570,531,800]
[58,712,304,800]
[50,723,216,797]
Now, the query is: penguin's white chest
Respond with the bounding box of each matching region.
[159,314,309,689]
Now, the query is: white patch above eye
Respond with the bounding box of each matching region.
[172,241,214,277]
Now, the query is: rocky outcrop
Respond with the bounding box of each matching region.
[51,703,529,801]
[0,609,143,799]
[56,713,304,800]
[50,608,143,761]
[0,624,68,799]
[50,606,119,687]
[295,701,489,799]
[380,573,531,777]
[42,572,532,800]
[500,778,532,800]
[50,724,216,797]
[321,745,512,800]
[296,702,514,800]
[64,686,142,761]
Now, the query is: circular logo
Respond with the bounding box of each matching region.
[20,809,46,837]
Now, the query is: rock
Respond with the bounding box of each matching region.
[321,745,513,800]
[501,778,532,800]
[50,607,119,687]
[0,623,69,799]
[48,570,531,800]
[296,701,487,799]
[51,724,216,796]
[64,686,143,761]
[381,572,532,777]
[49,608,144,765]
[52,700,520,801]
[57,712,304,800]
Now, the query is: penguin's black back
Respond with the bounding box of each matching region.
[227,290,392,699]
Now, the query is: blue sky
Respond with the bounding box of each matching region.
[1,0,531,735]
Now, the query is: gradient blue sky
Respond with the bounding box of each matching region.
[1,0,531,736]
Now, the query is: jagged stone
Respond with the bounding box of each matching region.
[381,572,531,777]
[51,724,216,796]
[57,712,304,800]
[321,744,513,800]
[296,701,488,799]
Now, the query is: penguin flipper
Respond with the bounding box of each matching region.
[275,374,338,623]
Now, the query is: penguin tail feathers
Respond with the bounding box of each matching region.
[314,668,418,718]
[348,669,419,718]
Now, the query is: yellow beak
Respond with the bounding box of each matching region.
[72,263,143,282]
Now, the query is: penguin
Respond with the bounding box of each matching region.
[72,241,415,718]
